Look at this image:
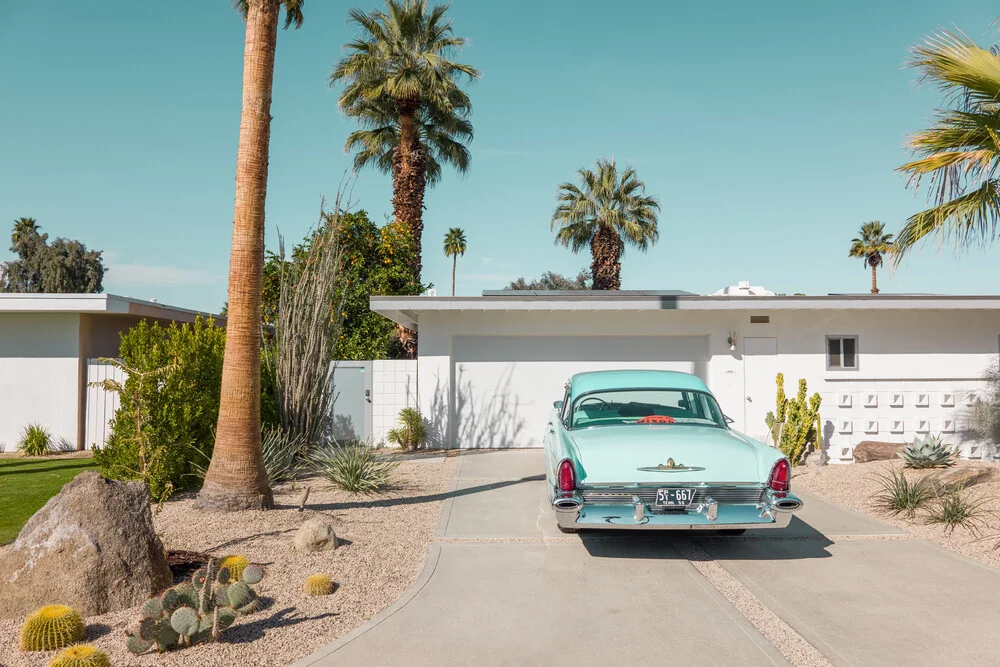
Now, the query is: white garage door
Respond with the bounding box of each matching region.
[451,335,710,448]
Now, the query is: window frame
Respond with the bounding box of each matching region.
[826,335,859,371]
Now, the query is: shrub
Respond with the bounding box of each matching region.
[899,434,958,469]
[873,467,934,517]
[20,605,85,651]
[303,573,335,596]
[262,425,303,485]
[925,491,993,536]
[93,317,224,501]
[48,644,111,667]
[764,374,821,465]
[386,407,427,451]
[309,441,398,493]
[17,423,51,456]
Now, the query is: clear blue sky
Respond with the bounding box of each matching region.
[1,0,998,312]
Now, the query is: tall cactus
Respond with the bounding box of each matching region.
[764,373,822,465]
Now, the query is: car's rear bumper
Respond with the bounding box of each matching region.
[553,493,801,531]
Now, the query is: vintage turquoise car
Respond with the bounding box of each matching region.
[544,370,802,533]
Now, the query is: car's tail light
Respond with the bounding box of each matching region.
[768,459,790,493]
[557,458,576,492]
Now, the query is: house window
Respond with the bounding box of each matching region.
[827,336,858,370]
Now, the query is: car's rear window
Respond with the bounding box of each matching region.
[570,389,725,429]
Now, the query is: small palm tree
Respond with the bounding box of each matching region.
[443,227,467,296]
[331,0,480,281]
[895,30,1000,260]
[551,158,660,290]
[849,221,894,294]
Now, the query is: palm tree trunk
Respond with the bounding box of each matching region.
[451,255,456,297]
[591,223,624,290]
[391,99,424,360]
[871,264,879,294]
[197,0,277,511]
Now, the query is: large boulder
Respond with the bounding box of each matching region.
[924,466,995,493]
[853,441,905,463]
[0,472,172,619]
[294,517,338,553]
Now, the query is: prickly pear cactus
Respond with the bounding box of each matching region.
[47,644,111,667]
[304,573,335,596]
[19,605,85,651]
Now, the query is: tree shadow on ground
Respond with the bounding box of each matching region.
[224,606,339,644]
[84,623,113,641]
[301,475,544,512]
[0,461,96,476]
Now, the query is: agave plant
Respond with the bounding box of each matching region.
[898,434,958,469]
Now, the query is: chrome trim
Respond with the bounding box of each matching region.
[632,496,645,522]
[580,486,765,507]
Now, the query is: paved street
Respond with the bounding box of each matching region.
[294,451,1000,667]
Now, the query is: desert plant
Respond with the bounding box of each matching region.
[126,558,266,654]
[218,555,251,583]
[899,434,958,469]
[20,605,85,651]
[848,221,894,294]
[303,573,335,596]
[386,407,427,451]
[261,425,303,484]
[17,423,51,456]
[925,490,993,536]
[764,374,822,465]
[873,467,935,517]
[309,441,398,493]
[48,644,111,667]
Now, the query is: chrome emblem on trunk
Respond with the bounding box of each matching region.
[637,458,705,472]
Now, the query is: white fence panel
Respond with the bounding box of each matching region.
[85,359,125,450]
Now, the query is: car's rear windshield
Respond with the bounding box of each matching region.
[570,389,726,429]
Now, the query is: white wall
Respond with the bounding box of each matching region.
[413,308,1000,459]
[372,359,417,444]
[0,313,81,452]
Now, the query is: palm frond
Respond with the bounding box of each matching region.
[895,179,1000,258]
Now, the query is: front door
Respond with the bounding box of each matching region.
[742,337,777,443]
[328,361,372,443]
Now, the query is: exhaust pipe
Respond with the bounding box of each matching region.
[773,498,802,511]
[554,497,582,510]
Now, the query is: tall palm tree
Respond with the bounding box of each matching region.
[330,0,480,281]
[196,0,303,512]
[443,227,466,296]
[551,158,660,290]
[849,221,894,294]
[895,30,1000,260]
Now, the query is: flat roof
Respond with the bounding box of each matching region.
[0,293,218,322]
[369,292,1000,330]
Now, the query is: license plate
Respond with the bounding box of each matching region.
[655,488,697,506]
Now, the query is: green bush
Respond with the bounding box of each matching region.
[873,467,934,517]
[93,317,225,501]
[386,407,427,451]
[309,441,397,493]
[924,490,992,536]
[17,423,51,456]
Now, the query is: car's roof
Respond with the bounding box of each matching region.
[569,370,711,397]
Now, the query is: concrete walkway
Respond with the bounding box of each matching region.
[293,451,1000,667]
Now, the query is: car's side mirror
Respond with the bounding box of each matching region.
[723,415,734,425]
[553,400,563,409]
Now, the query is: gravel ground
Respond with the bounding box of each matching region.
[794,459,1000,569]
[0,455,457,667]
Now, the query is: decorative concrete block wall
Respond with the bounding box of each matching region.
[372,360,417,444]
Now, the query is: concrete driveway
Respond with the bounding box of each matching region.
[294,451,1000,667]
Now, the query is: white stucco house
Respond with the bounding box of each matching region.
[0,294,213,452]
[368,290,1000,462]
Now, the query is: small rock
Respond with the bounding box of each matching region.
[294,517,337,553]
[0,472,172,619]
[804,448,828,467]
[924,467,994,493]
[853,441,905,463]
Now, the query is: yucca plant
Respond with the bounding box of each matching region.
[17,423,51,456]
[925,490,993,536]
[898,434,958,469]
[309,441,398,493]
[873,467,935,516]
[261,425,303,485]
[386,407,428,451]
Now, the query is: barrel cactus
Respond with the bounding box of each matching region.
[219,555,250,583]
[127,557,267,654]
[20,605,85,651]
[303,573,335,596]
[899,434,958,469]
[48,644,111,667]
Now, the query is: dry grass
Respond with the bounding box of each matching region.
[794,458,1000,569]
[0,455,456,667]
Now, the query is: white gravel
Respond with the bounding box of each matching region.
[0,455,457,667]
[794,459,1000,569]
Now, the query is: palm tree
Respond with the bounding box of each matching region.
[849,221,894,294]
[196,0,303,512]
[895,30,1000,260]
[551,158,660,290]
[330,0,480,281]
[443,227,467,296]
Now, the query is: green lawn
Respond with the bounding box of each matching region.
[0,456,99,545]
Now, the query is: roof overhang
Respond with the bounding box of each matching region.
[0,293,218,323]
[369,293,1000,331]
